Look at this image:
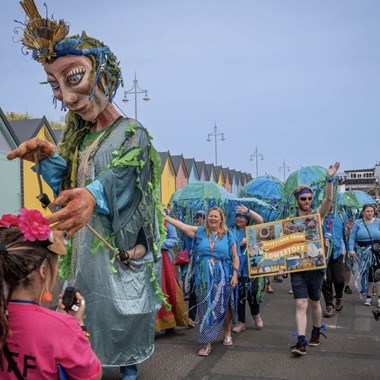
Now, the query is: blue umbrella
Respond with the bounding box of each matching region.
[239,175,284,202]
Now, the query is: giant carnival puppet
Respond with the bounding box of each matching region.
[9,1,164,378]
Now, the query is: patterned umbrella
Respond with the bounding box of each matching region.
[281,165,328,218]
[283,165,327,196]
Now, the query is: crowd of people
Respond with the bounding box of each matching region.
[1,1,380,379]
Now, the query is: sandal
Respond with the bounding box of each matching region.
[267,285,274,293]
[198,344,212,356]
[223,336,233,346]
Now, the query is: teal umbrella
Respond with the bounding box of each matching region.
[173,181,232,202]
[171,181,233,212]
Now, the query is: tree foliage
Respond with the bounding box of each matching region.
[5,112,65,129]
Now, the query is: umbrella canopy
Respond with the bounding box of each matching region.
[239,175,284,202]
[172,181,233,202]
[283,165,327,196]
[338,190,376,209]
[170,181,234,213]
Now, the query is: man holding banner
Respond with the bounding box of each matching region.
[289,162,340,357]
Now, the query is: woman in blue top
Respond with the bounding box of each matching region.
[163,207,239,357]
[348,204,380,307]
[230,205,264,333]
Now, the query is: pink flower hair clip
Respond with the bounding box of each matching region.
[19,208,51,242]
[0,209,67,255]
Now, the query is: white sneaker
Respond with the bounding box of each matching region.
[364,297,372,306]
[377,298,380,308]
[232,322,246,333]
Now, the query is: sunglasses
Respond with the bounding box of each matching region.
[299,197,312,201]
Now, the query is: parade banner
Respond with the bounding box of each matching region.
[246,213,326,278]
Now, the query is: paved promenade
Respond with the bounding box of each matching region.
[103,278,380,380]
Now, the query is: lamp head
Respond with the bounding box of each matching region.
[122,91,129,103]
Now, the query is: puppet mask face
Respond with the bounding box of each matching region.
[44,55,108,121]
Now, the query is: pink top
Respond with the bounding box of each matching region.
[1,303,101,380]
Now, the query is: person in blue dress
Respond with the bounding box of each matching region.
[163,207,239,357]
[348,204,380,307]
[230,205,264,333]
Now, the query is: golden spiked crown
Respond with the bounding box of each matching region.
[19,0,69,64]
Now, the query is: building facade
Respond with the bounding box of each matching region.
[339,163,380,199]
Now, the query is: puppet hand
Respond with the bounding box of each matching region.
[7,137,56,162]
[47,188,96,238]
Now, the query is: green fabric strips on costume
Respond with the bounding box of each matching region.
[109,147,144,168]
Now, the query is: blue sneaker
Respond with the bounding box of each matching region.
[120,364,139,380]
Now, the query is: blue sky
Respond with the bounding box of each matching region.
[1,0,379,180]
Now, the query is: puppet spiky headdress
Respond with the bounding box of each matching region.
[16,0,123,102]
[19,0,70,64]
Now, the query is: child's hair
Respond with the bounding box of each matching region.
[0,227,57,349]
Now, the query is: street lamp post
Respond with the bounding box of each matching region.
[279,160,290,182]
[207,122,225,166]
[250,147,264,177]
[122,72,150,120]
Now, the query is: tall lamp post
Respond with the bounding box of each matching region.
[207,122,225,166]
[122,72,150,119]
[250,146,264,177]
[279,160,290,182]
